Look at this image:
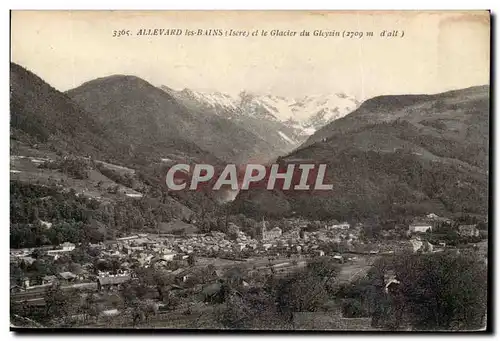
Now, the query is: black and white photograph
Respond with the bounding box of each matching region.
[9,10,490,332]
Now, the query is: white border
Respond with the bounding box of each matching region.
[2,1,497,341]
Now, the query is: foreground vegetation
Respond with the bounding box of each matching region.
[11,251,487,331]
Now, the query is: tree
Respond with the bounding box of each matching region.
[275,270,329,318]
[31,248,46,259]
[370,252,487,330]
[343,299,370,318]
[299,229,305,239]
[274,257,339,319]
[306,257,338,280]
[138,268,173,301]
[44,283,68,319]
[216,287,285,329]
[80,293,99,323]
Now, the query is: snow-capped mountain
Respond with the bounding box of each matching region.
[178,88,240,112]
[162,86,360,135]
[234,91,360,133]
[160,85,360,159]
[291,94,361,131]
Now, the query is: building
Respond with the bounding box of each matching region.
[262,227,282,241]
[234,243,246,252]
[260,218,282,241]
[458,225,480,237]
[19,256,36,265]
[97,275,131,290]
[58,272,77,283]
[327,222,350,230]
[42,275,58,285]
[161,251,177,261]
[314,250,325,257]
[262,243,273,251]
[384,270,401,294]
[39,220,53,229]
[409,238,434,253]
[408,222,432,233]
[426,213,452,223]
[60,242,76,252]
[171,268,193,284]
[333,255,344,263]
[117,235,140,241]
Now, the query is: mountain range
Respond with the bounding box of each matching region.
[233,85,490,220]
[11,61,360,166]
[10,62,360,224]
[10,62,119,160]
[162,86,360,155]
[10,61,489,224]
[165,87,360,131]
[66,75,279,165]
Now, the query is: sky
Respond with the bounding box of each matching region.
[11,10,490,100]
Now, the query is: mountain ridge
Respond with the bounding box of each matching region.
[66,74,278,165]
[233,85,489,220]
[10,62,121,161]
[161,86,360,134]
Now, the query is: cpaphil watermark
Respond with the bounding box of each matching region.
[165,163,333,191]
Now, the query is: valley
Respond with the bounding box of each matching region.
[9,62,489,331]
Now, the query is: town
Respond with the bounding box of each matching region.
[10,211,487,329]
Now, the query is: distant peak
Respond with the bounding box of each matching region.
[160,85,175,92]
[76,74,153,90]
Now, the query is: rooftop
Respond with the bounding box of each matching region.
[59,272,77,280]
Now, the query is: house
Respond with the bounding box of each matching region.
[97,275,131,290]
[10,284,23,294]
[409,239,423,253]
[116,235,139,242]
[161,251,177,261]
[409,239,434,253]
[60,242,76,252]
[426,213,452,223]
[384,270,401,294]
[408,222,432,233]
[58,272,78,283]
[42,275,58,285]
[458,225,480,237]
[19,256,36,265]
[327,222,350,230]
[150,257,169,269]
[234,243,246,252]
[171,268,193,284]
[39,220,53,229]
[262,243,273,251]
[99,309,120,317]
[314,250,325,257]
[22,277,31,289]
